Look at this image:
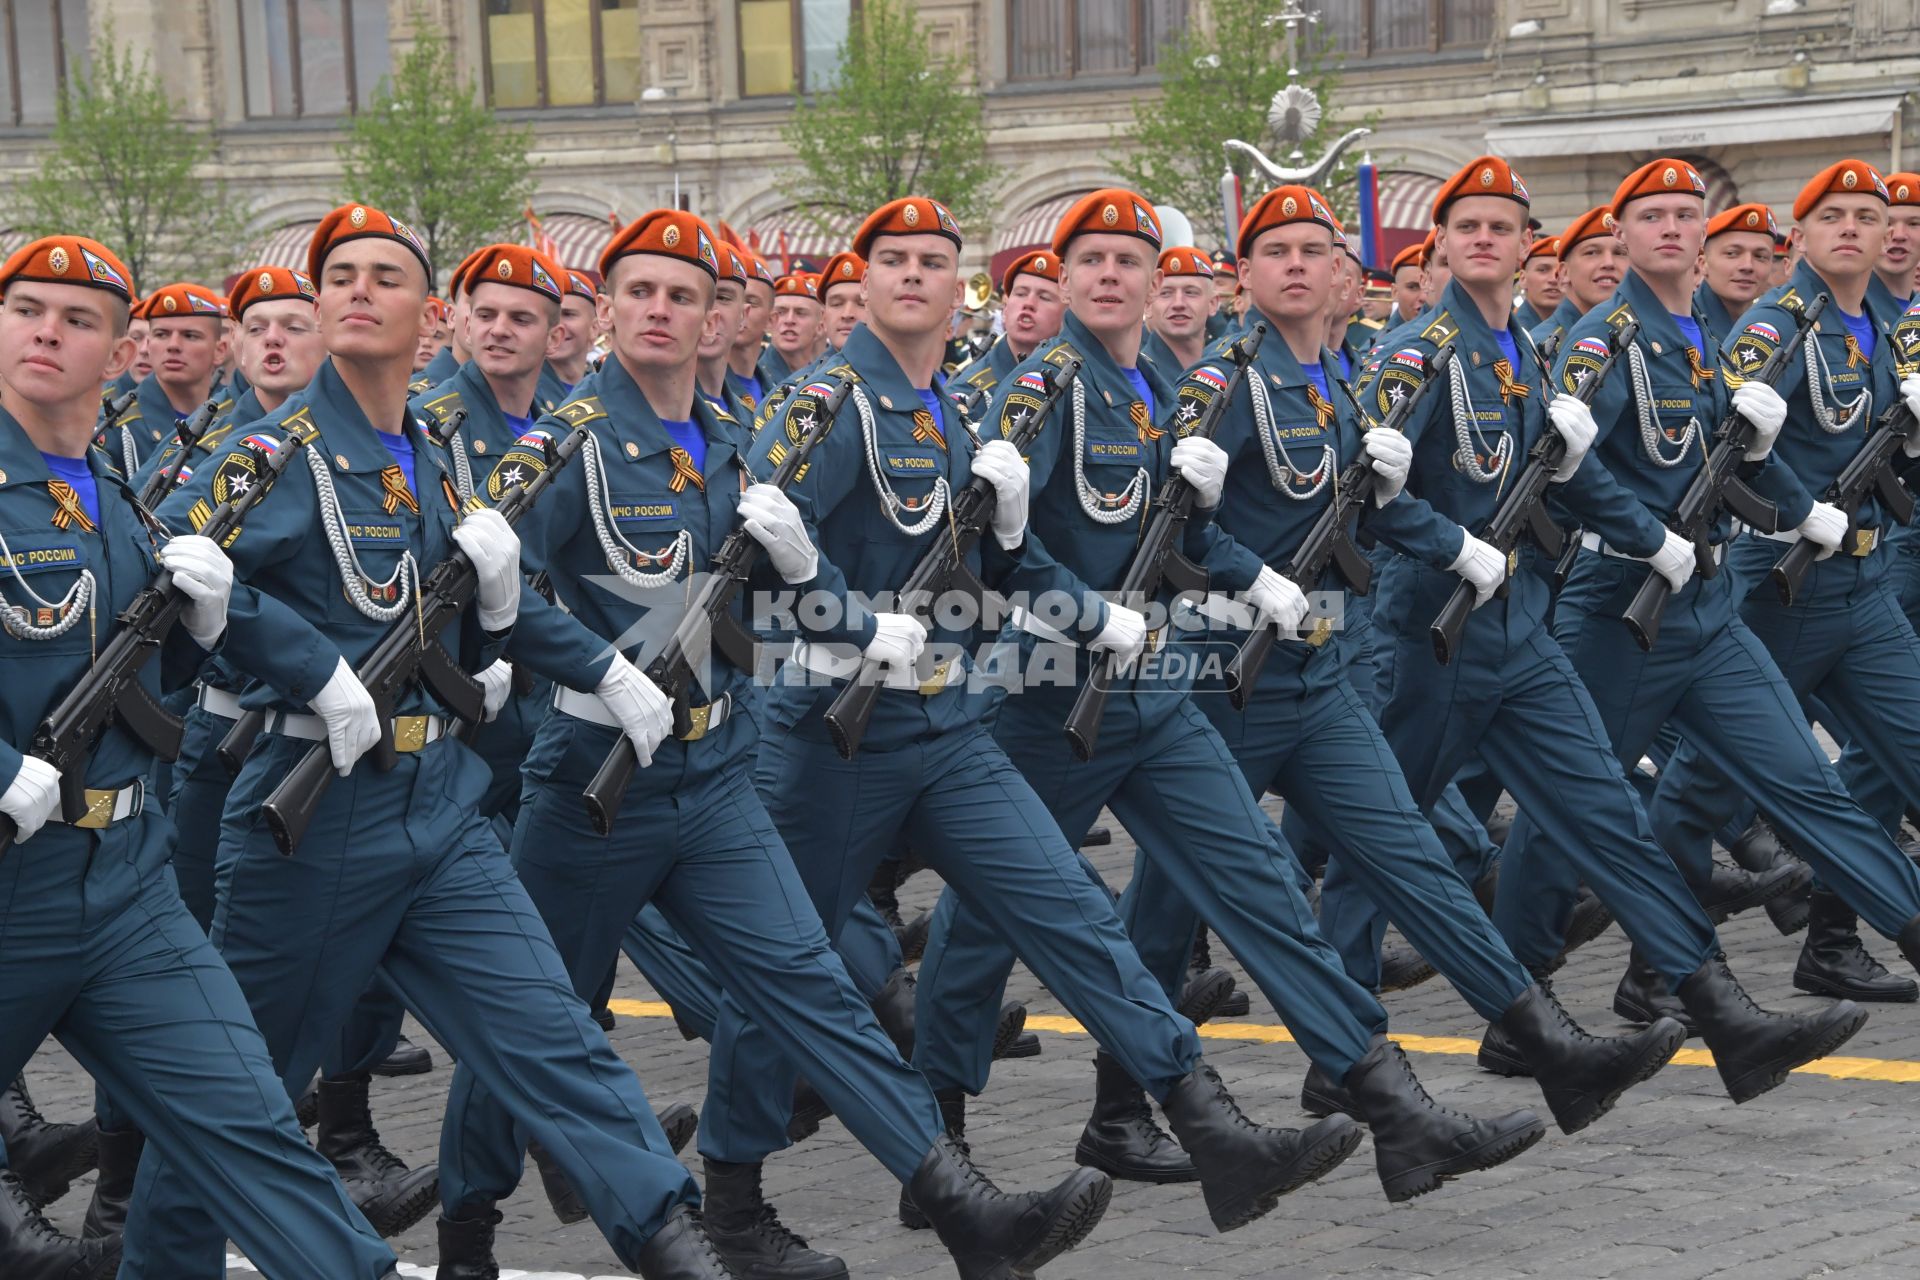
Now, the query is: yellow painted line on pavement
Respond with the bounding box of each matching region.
[608,999,1920,1084]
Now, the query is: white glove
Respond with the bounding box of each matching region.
[1448,530,1507,607]
[158,534,234,649]
[0,756,62,844]
[1901,375,1920,457]
[1248,566,1309,635]
[1732,382,1788,461]
[1646,529,1697,593]
[738,484,819,582]
[1795,500,1848,561]
[865,613,928,673]
[971,439,1030,550]
[451,507,522,632]
[596,655,672,768]
[1362,428,1411,506]
[309,657,380,777]
[477,660,514,722]
[1546,394,1598,483]
[1169,436,1228,509]
[1089,602,1148,666]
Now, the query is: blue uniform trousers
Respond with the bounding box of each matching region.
[121,735,697,1277]
[1831,536,1920,836]
[2,817,395,1280]
[705,719,1200,1162]
[913,684,1381,1097]
[443,724,941,1189]
[1495,555,1920,969]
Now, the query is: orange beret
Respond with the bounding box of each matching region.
[228,266,317,318]
[600,209,721,281]
[819,251,867,295]
[774,274,821,301]
[1389,242,1424,275]
[1000,251,1060,296]
[461,244,567,304]
[1792,159,1889,221]
[851,197,963,258]
[145,282,229,320]
[0,235,135,301]
[716,244,751,286]
[744,253,777,290]
[1706,203,1779,242]
[1432,155,1531,223]
[1052,188,1163,257]
[1884,172,1920,206]
[1157,246,1216,278]
[1420,227,1438,264]
[564,270,597,301]
[1524,236,1560,262]
[1610,157,1706,217]
[308,202,431,282]
[445,248,487,299]
[1556,207,1617,260]
[1234,185,1339,259]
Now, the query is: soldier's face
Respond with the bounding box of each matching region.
[1242,223,1336,323]
[238,298,322,398]
[864,233,963,340]
[1419,254,1450,306]
[603,253,713,374]
[1438,197,1527,293]
[822,281,866,348]
[699,280,747,360]
[1391,265,1422,317]
[549,293,598,366]
[737,281,774,351]
[0,282,135,408]
[1563,237,1626,310]
[450,295,474,358]
[1151,276,1213,340]
[1879,205,1919,284]
[1001,275,1065,355]
[1618,194,1706,278]
[1521,255,1564,310]
[769,296,823,354]
[1064,233,1154,337]
[127,317,153,379]
[1705,231,1774,305]
[318,241,434,365]
[1213,270,1237,309]
[148,316,228,394]
[468,281,558,383]
[1799,194,1887,280]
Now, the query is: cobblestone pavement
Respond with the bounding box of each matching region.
[24,800,1920,1279]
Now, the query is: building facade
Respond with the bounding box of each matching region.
[0,0,1913,281]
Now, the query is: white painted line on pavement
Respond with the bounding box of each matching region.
[227,1256,636,1279]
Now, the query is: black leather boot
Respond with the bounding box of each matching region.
[1700,860,1808,923]
[528,1103,695,1228]
[296,1081,318,1128]
[1341,1037,1545,1203]
[1189,926,1250,1017]
[1767,886,1813,935]
[870,967,917,1058]
[1081,824,1112,847]
[1298,1061,1354,1119]
[1478,983,1684,1133]
[1378,940,1437,992]
[0,1077,97,1207]
[993,1001,1038,1059]
[702,1159,846,1280]
[0,1169,118,1280]
[1160,1063,1363,1231]
[1073,1052,1197,1184]
[899,1086,965,1230]
[1676,953,1868,1102]
[1793,889,1919,1002]
[81,1126,141,1239]
[1613,948,1697,1036]
[370,1032,434,1077]
[315,1072,439,1237]
[1176,966,1238,1026]
[1899,914,1920,975]
[1549,888,1614,970]
[786,1079,831,1144]
[436,1207,501,1280]
[1726,817,1788,873]
[638,1203,737,1279]
[898,910,931,966]
[906,1133,1111,1280]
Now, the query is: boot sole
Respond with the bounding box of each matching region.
[1721,1004,1869,1104]
[1378,957,1439,993]
[1176,970,1237,1027]
[1381,1114,1546,1204]
[1705,862,1810,923]
[992,1005,1030,1060]
[368,1055,433,1078]
[1299,1083,1354,1119]
[1550,1020,1686,1136]
[1204,1115,1364,1232]
[353,1170,441,1238]
[1475,1043,1532,1079]
[1000,1034,1043,1059]
[1553,900,1616,967]
[1009,1168,1113,1277]
[659,1102,700,1155]
[1793,969,1920,1003]
[1072,1138,1199,1184]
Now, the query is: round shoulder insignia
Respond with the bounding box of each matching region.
[663,224,681,248]
[162,295,178,313]
[1480,167,1495,187]
[47,247,68,275]
[472,437,487,453]
[1281,196,1298,217]
[497,258,515,279]
[1662,166,1678,188]
[1102,203,1119,226]
[258,270,274,292]
[1842,169,1859,190]
[349,206,368,229]
[902,203,921,227]
[625,440,640,458]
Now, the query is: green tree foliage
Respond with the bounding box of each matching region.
[337,25,536,285]
[781,0,994,232]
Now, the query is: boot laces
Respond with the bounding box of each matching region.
[1834,931,1895,976]
[681,1208,733,1271]
[750,1203,817,1255]
[356,1128,410,1179]
[1199,1064,1270,1137]
[1391,1046,1474,1123]
[6,1078,48,1128]
[1538,982,1600,1044]
[945,1135,1013,1204]
[3,1172,66,1244]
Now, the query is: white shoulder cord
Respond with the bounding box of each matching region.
[580,432,691,588]
[306,451,417,623]
[1805,335,1871,434]
[1447,352,1514,484]
[856,384,950,537]
[1625,344,1697,468]
[120,428,141,483]
[1249,372,1333,499]
[447,427,476,503]
[1070,377,1149,524]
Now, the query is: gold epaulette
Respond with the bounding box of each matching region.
[1419,310,1459,346]
[551,395,608,427]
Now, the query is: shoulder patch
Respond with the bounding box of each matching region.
[1420,311,1459,347]
[1727,320,1780,376]
[782,380,843,448]
[1603,301,1637,332]
[483,430,552,504]
[1042,341,1081,370]
[420,389,465,424]
[551,396,608,427]
[997,368,1056,443]
[1562,335,1612,394]
[1892,302,1920,374]
[1372,345,1434,419]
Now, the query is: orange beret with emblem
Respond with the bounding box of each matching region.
[600,209,722,281]
[743,252,777,290]
[1051,188,1162,257]
[774,273,821,301]
[851,197,964,258]
[460,244,567,304]
[308,202,432,282]
[819,250,867,298]
[1156,246,1216,278]
[1883,172,1920,206]
[446,247,490,299]
[1524,236,1560,262]
[564,270,597,301]
[145,281,230,320]
[0,235,136,301]
[228,266,317,318]
[1705,203,1779,242]
[1389,242,1424,275]
[999,250,1060,296]
[1792,159,1889,221]
[1432,155,1531,224]
[1235,184,1341,259]
[1555,207,1617,260]
[1610,157,1707,217]
[716,244,751,287]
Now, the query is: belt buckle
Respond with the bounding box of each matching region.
[1305,616,1334,648]
[1852,529,1876,558]
[392,715,430,753]
[74,788,119,830]
[679,702,713,741]
[917,659,952,696]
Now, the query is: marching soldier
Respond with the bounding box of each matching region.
[760,273,823,392]
[1415,229,1448,313]
[818,249,867,356]
[1514,233,1564,332]
[542,269,601,400]
[1205,248,1238,340]
[413,295,447,374]
[696,243,757,423]
[105,300,152,398]
[1387,242,1424,328]
[1695,203,1779,342]
[1529,207,1619,357]
[1872,173,1920,316]
[728,252,779,415]
[1142,245,1216,375]
[951,250,1066,401]
[98,282,230,479]
[418,251,481,388]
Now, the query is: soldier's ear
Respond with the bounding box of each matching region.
[102,331,137,382]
